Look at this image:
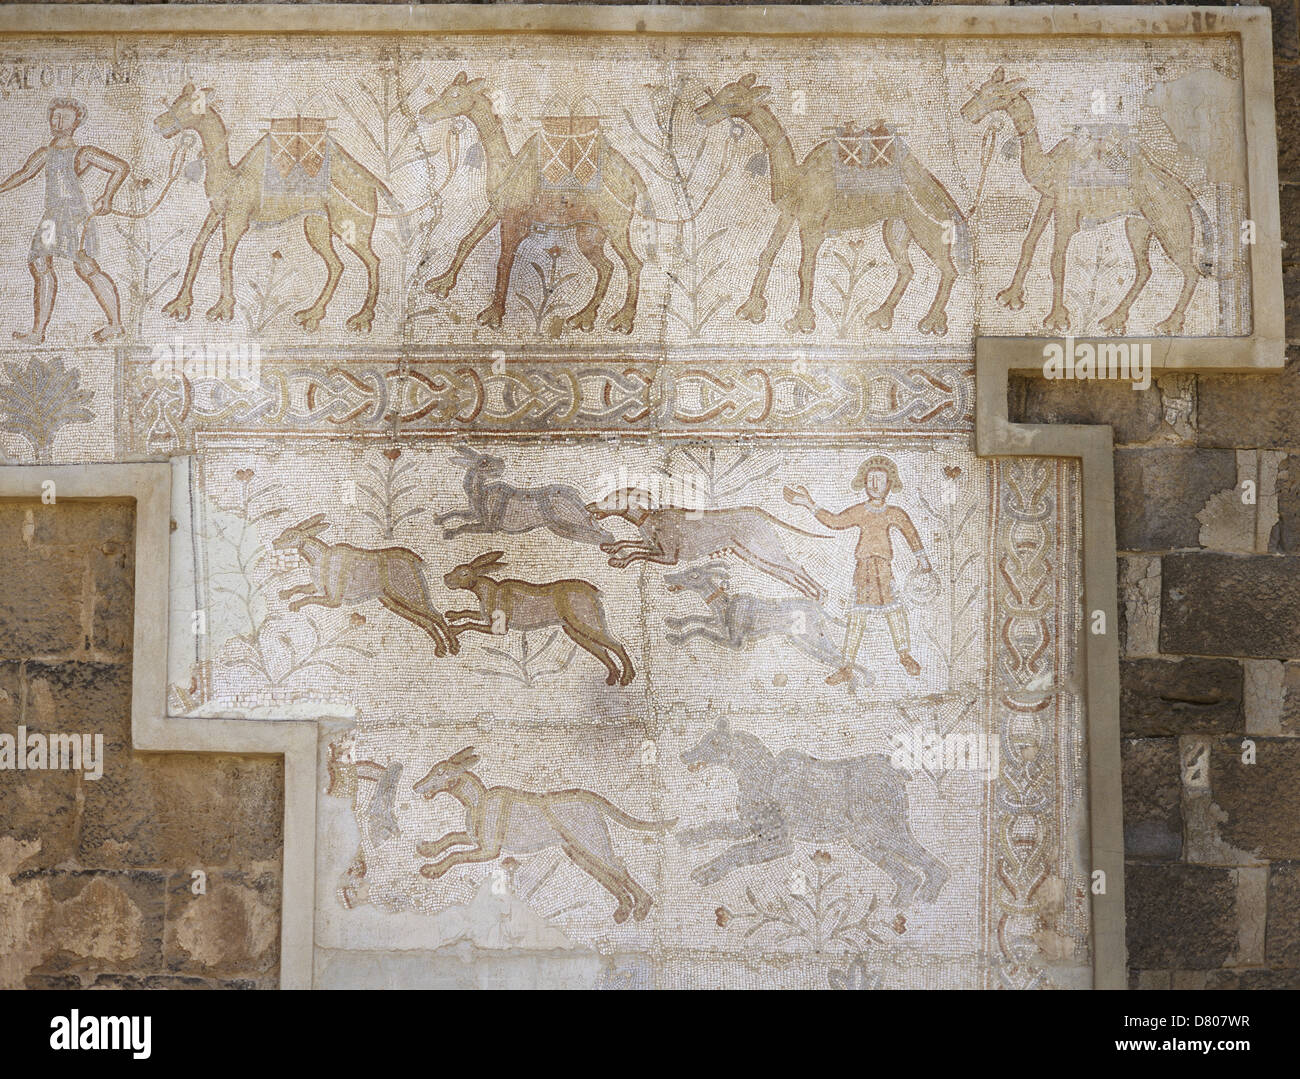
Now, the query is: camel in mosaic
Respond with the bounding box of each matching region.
[413,747,675,923]
[696,73,969,336]
[960,66,1214,335]
[418,71,649,334]
[153,84,392,332]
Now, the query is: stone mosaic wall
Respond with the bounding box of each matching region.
[0,0,1288,990]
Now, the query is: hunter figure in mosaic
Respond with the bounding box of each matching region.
[785,455,931,683]
[696,73,969,335]
[0,98,128,344]
[419,72,649,333]
[960,66,1213,334]
[153,84,392,332]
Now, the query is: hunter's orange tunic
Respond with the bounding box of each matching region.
[814,501,924,606]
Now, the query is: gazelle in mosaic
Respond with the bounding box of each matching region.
[272,513,458,656]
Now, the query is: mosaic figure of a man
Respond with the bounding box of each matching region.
[0,97,128,344]
[785,455,932,684]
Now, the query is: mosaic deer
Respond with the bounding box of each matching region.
[443,551,635,685]
[418,72,650,334]
[960,66,1214,335]
[413,746,675,923]
[153,84,393,332]
[678,719,949,907]
[272,514,458,656]
[696,73,969,336]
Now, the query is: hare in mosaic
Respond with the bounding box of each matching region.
[436,445,615,545]
[413,746,675,923]
[960,66,1214,335]
[588,486,829,601]
[678,719,949,907]
[153,84,393,332]
[418,72,650,334]
[443,550,635,685]
[662,562,867,685]
[272,513,459,656]
[696,73,969,336]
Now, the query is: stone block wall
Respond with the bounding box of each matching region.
[0,500,282,989]
[1009,0,1300,990]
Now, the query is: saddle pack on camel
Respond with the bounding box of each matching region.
[537,115,604,192]
[262,116,333,208]
[832,121,907,193]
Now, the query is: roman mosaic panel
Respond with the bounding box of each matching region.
[0,5,1276,988]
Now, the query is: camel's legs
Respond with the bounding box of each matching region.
[424,207,498,297]
[1149,205,1200,335]
[566,224,613,333]
[999,196,1053,311]
[163,209,220,321]
[1099,216,1153,334]
[906,208,959,335]
[208,211,250,323]
[785,223,825,334]
[605,214,642,334]
[478,215,527,329]
[737,213,795,323]
[1043,214,1078,333]
[863,219,913,331]
[295,214,344,332]
[339,212,381,332]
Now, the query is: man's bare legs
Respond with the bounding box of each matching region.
[74,252,124,342]
[14,252,124,344]
[13,256,55,344]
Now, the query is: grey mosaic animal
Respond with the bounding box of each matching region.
[587,487,829,600]
[678,719,949,906]
[436,446,614,545]
[273,513,458,656]
[663,562,868,685]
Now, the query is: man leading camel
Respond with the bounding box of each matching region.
[0,98,128,344]
[785,455,931,684]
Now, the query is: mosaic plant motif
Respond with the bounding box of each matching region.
[0,22,1241,987]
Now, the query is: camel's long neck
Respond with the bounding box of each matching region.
[1004,94,1050,191]
[468,100,516,188]
[744,105,798,204]
[194,110,236,195]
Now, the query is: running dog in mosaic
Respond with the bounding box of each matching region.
[272,513,459,655]
[443,550,635,685]
[679,719,950,906]
[588,487,828,600]
[662,562,864,683]
[413,746,675,923]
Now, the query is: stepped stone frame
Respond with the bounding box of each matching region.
[0,4,1283,989]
